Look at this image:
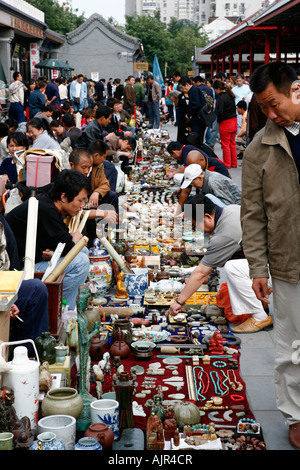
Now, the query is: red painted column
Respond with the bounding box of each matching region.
[238,47,242,74]
[249,40,254,75]
[222,53,226,73]
[229,49,233,76]
[265,33,270,63]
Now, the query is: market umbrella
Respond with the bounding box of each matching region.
[35,58,74,71]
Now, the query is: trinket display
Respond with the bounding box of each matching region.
[2,126,268,453]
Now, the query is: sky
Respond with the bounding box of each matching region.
[71,0,126,25]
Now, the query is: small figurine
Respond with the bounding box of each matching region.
[39,361,52,392]
[208,331,224,355]
[103,351,111,374]
[115,272,129,299]
[96,381,103,399]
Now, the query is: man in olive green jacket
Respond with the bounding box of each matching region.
[240,61,300,449]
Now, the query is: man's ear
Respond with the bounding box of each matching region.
[60,192,67,203]
[69,162,74,169]
[291,80,300,105]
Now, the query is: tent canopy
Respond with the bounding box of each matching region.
[35,58,74,70]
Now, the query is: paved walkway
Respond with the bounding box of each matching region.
[163,121,293,450]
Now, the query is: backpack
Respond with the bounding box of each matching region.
[197,90,216,127]
[203,91,214,109]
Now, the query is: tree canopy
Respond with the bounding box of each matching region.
[27,0,86,35]
[125,11,209,75]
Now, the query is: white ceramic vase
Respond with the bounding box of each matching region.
[115,161,125,194]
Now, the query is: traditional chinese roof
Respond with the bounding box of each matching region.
[65,13,141,49]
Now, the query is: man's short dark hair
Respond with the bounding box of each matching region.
[191,194,217,223]
[215,72,226,80]
[50,119,63,128]
[88,140,109,156]
[69,148,91,165]
[0,123,9,138]
[120,136,136,151]
[107,97,120,108]
[62,113,75,128]
[250,61,298,96]
[179,75,192,87]
[96,105,112,120]
[13,71,20,81]
[62,102,72,112]
[172,71,181,78]
[49,169,91,202]
[42,105,54,113]
[194,76,205,83]
[5,118,18,130]
[237,100,247,111]
[167,141,182,154]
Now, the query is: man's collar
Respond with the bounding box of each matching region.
[285,121,300,136]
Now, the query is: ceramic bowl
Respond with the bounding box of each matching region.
[131,341,156,352]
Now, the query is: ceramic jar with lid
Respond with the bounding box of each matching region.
[84,423,114,450]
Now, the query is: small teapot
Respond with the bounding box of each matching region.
[110,328,130,359]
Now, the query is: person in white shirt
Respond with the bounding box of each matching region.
[8,71,27,124]
[59,77,69,104]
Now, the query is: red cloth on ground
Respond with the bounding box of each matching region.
[71,347,255,430]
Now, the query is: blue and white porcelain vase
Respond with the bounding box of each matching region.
[123,268,148,296]
[74,437,102,450]
[29,432,65,450]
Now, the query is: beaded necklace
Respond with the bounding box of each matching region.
[210,370,229,396]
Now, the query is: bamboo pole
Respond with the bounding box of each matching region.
[100,237,134,274]
[44,236,88,283]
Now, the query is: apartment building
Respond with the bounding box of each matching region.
[125,0,271,25]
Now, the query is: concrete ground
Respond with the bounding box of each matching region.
[163,121,294,450]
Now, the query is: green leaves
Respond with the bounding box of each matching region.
[125,13,209,74]
[27,0,85,35]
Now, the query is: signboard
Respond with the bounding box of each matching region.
[188,70,196,76]
[51,69,59,80]
[134,62,148,71]
[0,11,44,38]
[91,72,99,81]
[30,42,39,80]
